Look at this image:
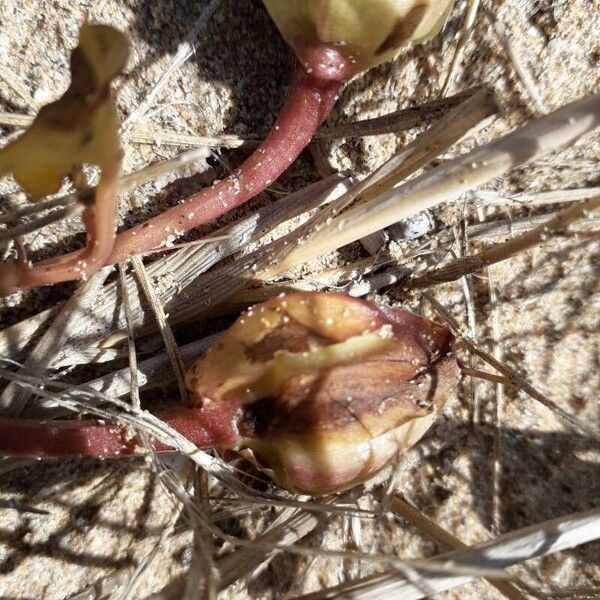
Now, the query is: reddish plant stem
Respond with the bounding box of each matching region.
[0,401,240,459]
[107,64,341,264]
[0,162,121,294]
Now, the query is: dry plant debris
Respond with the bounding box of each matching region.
[0,0,599,599]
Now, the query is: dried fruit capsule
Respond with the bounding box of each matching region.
[187,292,460,494]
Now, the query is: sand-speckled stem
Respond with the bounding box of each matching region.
[107,64,341,264]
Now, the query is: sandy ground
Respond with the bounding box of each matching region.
[0,0,599,598]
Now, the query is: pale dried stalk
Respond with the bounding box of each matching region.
[266,94,600,279]
[424,293,600,444]
[249,87,495,289]
[374,490,529,600]
[125,129,252,149]
[298,508,600,600]
[471,186,600,207]
[467,210,600,241]
[406,195,600,288]
[118,263,141,410]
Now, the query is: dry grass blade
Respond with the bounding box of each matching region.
[297,508,600,600]
[120,0,222,133]
[125,129,252,149]
[0,64,38,111]
[0,267,112,416]
[424,293,600,443]
[130,255,189,404]
[267,94,600,278]
[468,210,600,241]
[373,489,528,600]
[472,186,600,207]
[0,110,251,149]
[440,0,481,96]
[0,201,85,245]
[315,87,485,139]
[118,263,141,411]
[406,195,600,288]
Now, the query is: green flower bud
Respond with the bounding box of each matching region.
[262,0,455,79]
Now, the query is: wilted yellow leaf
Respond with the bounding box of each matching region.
[0,23,128,198]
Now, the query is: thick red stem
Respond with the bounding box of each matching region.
[0,401,240,459]
[107,64,341,264]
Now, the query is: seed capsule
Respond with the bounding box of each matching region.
[187,292,460,494]
[262,0,455,79]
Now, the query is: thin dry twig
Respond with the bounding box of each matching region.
[373,489,529,600]
[406,195,600,288]
[315,87,485,139]
[440,0,481,96]
[297,508,600,600]
[424,292,600,444]
[130,254,189,404]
